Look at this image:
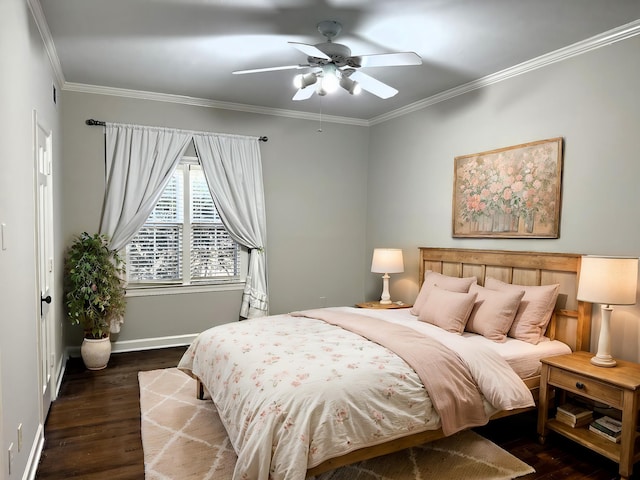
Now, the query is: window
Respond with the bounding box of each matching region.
[126,158,241,288]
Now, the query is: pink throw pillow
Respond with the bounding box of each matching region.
[484,277,560,344]
[417,286,477,334]
[411,271,477,316]
[465,284,525,342]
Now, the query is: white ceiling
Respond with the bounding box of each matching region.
[39,0,640,121]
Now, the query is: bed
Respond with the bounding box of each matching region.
[178,247,593,480]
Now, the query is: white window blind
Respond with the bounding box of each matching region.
[189,168,239,281]
[126,162,240,286]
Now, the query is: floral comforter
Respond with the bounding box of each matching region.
[178,307,534,480]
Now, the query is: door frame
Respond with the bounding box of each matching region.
[33,110,56,421]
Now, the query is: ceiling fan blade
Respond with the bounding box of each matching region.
[351,52,422,68]
[233,64,308,75]
[349,71,398,99]
[288,42,331,61]
[292,86,316,101]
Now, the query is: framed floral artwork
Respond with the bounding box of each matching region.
[453,137,563,238]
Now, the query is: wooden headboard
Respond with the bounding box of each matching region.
[419,247,592,352]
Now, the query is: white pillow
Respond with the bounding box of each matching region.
[465,284,525,342]
[417,286,477,334]
[411,271,477,316]
[484,277,560,345]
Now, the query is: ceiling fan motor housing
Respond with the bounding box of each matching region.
[309,42,356,67]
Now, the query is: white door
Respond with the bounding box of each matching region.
[35,113,55,417]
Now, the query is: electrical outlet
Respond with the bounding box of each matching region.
[8,443,14,476]
[17,424,22,452]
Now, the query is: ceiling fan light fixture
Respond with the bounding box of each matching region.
[321,74,339,93]
[319,65,339,94]
[293,72,317,89]
[339,75,361,95]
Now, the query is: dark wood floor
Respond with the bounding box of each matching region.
[36,347,624,479]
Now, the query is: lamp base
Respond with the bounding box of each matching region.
[590,355,617,368]
[379,273,392,304]
[591,305,617,368]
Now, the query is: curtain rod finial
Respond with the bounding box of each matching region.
[259,136,268,142]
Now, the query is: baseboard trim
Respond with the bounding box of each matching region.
[23,423,44,480]
[53,355,66,401]
[66,334,197,358]
[112,334,197,353]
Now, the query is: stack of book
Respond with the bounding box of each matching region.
[588,416,622,443]
[555,403,593,427]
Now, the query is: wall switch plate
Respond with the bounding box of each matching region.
[8,442,13,476]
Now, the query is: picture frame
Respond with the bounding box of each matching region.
[452,137,563,238]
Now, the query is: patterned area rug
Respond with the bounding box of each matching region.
[139,368,535,480]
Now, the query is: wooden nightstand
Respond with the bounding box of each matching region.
[538,351,640,480]
[355,301,412,309]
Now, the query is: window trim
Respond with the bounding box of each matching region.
[125,279,245,297]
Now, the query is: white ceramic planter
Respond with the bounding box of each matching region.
[81,337,112,370]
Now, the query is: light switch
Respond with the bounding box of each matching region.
[1,223,6,250]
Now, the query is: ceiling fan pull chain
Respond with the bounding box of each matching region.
[318,98,323,133]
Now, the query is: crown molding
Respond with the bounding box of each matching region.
[28,0,65,88]
[369,19,640,126]
[63,82,370,127]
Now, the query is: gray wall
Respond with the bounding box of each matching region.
[60,93,370,346]
[366,34,640,362]
[0,1,63,478]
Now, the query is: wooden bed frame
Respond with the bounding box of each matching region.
[305,247,593,477]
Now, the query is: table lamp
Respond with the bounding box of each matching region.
[576,255,638,367]
[371,248,404,304]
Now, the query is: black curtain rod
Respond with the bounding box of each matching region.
[85,119,268,142]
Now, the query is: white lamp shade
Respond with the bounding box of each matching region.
[577,256,638,305]
[371,248,404,274]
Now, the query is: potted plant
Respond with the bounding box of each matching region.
[65,232,126,370]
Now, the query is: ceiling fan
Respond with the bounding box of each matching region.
[232,20,422,101]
